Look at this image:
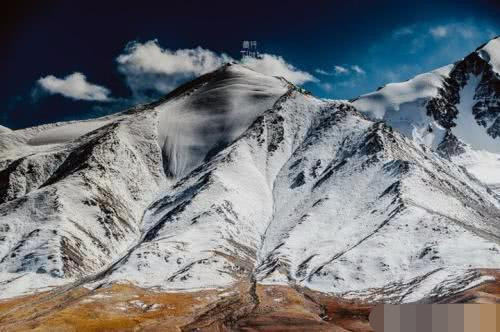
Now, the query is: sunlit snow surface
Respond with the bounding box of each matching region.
[479,37,500,75]
[0,125,11,133]
[109,87,500,303]
[353,38,500,193]
[0,63,499,303]
[157,65,288,178]
[452,74,500,153]
[27,120,112,146]
[352,65,451,148]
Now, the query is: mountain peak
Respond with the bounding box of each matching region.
[476,36,500,74]
[154,62,289,179]
[0,125,11,133]
[353,37,500,196]
[0,38,499,325]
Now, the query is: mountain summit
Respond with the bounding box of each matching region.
[353,36,500,192]
[0,39,499,330]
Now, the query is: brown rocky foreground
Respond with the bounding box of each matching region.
[0,270,498,331]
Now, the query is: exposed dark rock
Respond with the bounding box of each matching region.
[437,131,466,158]
[290,171,306,189]
[427,49,500,142]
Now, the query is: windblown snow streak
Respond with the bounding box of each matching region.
[156,65,288,178]
[107,88,500,303]
[0,39,499,305]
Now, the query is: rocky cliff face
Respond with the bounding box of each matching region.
[0,110,166,294]
[427,38,500,140]
[353,37,500,194]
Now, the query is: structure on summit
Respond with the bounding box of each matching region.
[241,40,261,58]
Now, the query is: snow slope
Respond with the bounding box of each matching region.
[27,119,112,146]
[0,63,499,304]
[479,36,500,74]
[0,108,166,297]
[451,148,500,193]
[0,64,287,298]
[0,125,11,134]
[352,65,451,148]
[108,86,500,303]
[353,36,500,193]
[156,64,288,178]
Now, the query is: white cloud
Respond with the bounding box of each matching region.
[37,73,111,101]
[116,40,232,98]
[242,54,317,85]
[117,40,231,76]
[315,68,331,75]
[315,67,345,76]
[315,64,365,77]
[334,65,349,75]
[430,26,448,38]
[431,23,485,40]
[392,26,414,38]
[116,40,317,99]
[117,41,315,97]
[351,65,366,75]
[429,23,481,40]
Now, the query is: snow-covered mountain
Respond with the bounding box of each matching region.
[0,39,499,308]
[353,36,500,193]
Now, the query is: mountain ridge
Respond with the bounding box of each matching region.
[0,39,499,311]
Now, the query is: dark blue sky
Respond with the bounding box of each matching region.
[2,0,499,129]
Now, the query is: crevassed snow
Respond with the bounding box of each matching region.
[28,119,112,146]
[352,65,451,148]
[478,37,500,75]
[157,64,288,178]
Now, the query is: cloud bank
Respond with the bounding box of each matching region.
[35,39,317,105]
[241,54,318,84]
[241,54,316,85]
[116,40,232,99]
[37,73,111,101]
[114,40,316,99]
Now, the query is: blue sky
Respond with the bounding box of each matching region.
[306,18,499,99]
[1,0,499,129]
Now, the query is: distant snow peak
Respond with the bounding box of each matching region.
[353,36,500,192]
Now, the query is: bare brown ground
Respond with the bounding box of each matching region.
[0,283,223,331]
[0,270,498,331]
[439,269,500,304]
